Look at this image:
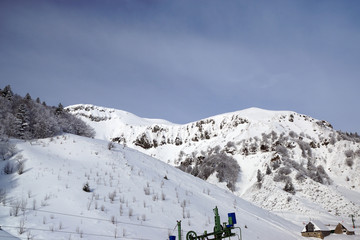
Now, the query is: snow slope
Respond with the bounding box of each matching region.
[0,134,311,240]
[66,104,360,223]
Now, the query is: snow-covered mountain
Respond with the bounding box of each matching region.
[1,134,306,240]
[67,104,360,221]
[1,103,359,239]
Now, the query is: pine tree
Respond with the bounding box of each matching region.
[15,103,31,139]
[266,165,272,175]
[284,180,295,194]
[25,93,32,101]
[1,85,13,100]
[257,169,263,182]
[55,103,64,115]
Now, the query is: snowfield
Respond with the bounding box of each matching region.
[67,104,360,219]
[1,104,359,239]
[1,134,308,240]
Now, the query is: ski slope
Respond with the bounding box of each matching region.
[0,134,308,240]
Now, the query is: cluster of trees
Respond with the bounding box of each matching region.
[178,146,240,191]
[0,85,95,140]
[337,131,360,143]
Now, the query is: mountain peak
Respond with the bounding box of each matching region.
[67,104,360,221]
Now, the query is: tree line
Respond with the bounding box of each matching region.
[0,85,95,140]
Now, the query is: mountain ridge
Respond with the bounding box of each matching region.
[67,104,360,221]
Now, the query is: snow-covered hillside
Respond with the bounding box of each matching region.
[67,104,360,222]
[1,134,308,240]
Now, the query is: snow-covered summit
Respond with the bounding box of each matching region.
[67,104,360,223]
[67,104,174,125]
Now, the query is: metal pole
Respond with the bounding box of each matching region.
[351,215,355,228]
[177,220,182,240]
[213,206,222,240]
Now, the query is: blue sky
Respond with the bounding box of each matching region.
[1,0,359,133]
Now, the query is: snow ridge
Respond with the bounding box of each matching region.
[67,104,360,221]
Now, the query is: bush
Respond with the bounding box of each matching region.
[134,133,152,149]
[344,150,354,158]
[257,169,263,182]
[283,180,295,194]
[108,142,115,150]
[83,183,91,192]
[271,159,281,170]
[345,158,354,167]
[266,165,272,175]
[276,145,289,158]
[356,149,360,157]
[0,139,17,160]
[295,171,306,182]
[297,140,312,158]
[273,172,290,183]
[17,160,25,175]
[278,166,292,175]
[289,131,298,139]
[307,165,331,185]
[3,161,14,174]
[178,149,241,192]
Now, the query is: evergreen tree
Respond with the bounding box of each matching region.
[25,93,32,101]
[284,180,295,194]
[0,85,94,140]
[266,165,272,175]
[257,169,263,182]
[1,85,13,99]
[55,103,64,115]
[15,103,31,139]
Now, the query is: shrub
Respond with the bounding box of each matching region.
[329,134,337,145]
[266,165,272,175]
[257,169,263,183]
[289,131,298,139]
[276,145,289,158]
[3,161,14,174]
[273,173,290,183]
[134,133,153,149]
[295,171,306,182]
[225,141,237,154]
[284,180,295,194]
[108,142,115,150]
[356,149,360,157]
[297,140,312,158]
[178,149,240,192]
[249,142,258,153]
[271,159,281,170]
[278,166,292,175]
[260,144,270,152]
[346,158,354,167]
[83,183,91,192]
[308,165,331,185]
[17,160,25,175]
[344,149,354,158]
[0,139,17,160]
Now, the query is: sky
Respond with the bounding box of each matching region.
[1,0,359,133]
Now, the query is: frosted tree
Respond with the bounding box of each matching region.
[15,103,31,139]
[0,85,95,139]
[257,169,263,182]
[1,85,13,99]
[283,179,295,194]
